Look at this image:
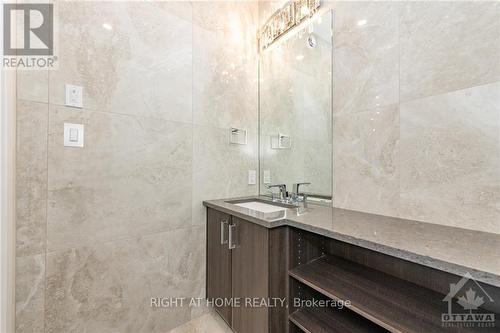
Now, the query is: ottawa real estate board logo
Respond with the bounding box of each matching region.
[442,273,495,328]
[3,2,58,69]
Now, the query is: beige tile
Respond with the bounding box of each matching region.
[332,1,399,114]
[167,311,232,333]
[15,254,45,333]
[192,1,258,131]
[302,141,333,196]
[49,1,193,123]
[47,106,193,251]
[334,105,400,217]
[400,83,500,233]
[400,1,500,101]
[192,125,258,225]
[45,227,204,333]
[17,70,48,103]
[16,100,48,257]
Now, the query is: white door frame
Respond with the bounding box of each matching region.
[0,0,17,331]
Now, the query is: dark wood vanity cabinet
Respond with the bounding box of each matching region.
[207,208,277,333]
[206,208,233,324]
[231,216,269,333]
[207,206,500,333]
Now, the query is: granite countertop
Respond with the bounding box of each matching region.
[203,196,500,288]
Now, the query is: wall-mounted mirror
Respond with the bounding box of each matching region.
[259,10,333,201]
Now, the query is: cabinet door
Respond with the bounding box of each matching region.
[207,208,232,325]
[231,217,269,333]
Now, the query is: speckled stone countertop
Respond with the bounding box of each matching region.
[203,196,500,288]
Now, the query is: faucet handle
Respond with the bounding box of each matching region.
[266,184,287,200]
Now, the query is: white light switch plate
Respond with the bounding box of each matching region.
[64,123,84,147]
[263,170,271,184]
[65,84,83,108]
[248,170,256,185]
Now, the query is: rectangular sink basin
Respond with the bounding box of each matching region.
[233,201,288,213]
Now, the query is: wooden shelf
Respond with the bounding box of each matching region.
[289,255,497,333]
[289,306,387,333]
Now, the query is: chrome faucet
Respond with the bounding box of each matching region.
[292,182,311,209]
[266,184,287,201]
[293,182,311,195]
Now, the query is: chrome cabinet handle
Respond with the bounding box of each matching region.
[228,223,237,249]
[220,219,228,245]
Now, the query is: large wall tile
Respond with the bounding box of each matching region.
[334,105,400,216]
[17,70,48,103]
[49,1,193,123]
[45,227,204,333]
[332,1,399,115]
[16,100,48,257]
[400,83,500,233]
[400,1,500,101]
[192,125,258,225]
[47,106,193,251]
[15,254,45,333]
[192,1,258,131]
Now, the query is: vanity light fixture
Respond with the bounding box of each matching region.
[259,0,321,51]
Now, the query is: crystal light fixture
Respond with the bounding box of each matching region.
[259,0,321,51]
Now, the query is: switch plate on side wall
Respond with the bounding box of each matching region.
[65,84,83,108]
[64,123,84,147]
[248,170,257,185]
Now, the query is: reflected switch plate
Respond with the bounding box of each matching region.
[248,170,256,185]
[263,170,271,184]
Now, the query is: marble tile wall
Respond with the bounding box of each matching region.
[260,0,500,233]
[325,1,500,233]
[15,1,258,332]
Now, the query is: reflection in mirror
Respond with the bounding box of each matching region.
[259,10,333,202]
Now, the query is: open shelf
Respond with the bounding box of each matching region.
[290,306,387,333]
[289,255,497,333]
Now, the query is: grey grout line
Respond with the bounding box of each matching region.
[43,223,205,257]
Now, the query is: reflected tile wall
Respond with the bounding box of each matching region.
[16,1,259,332]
